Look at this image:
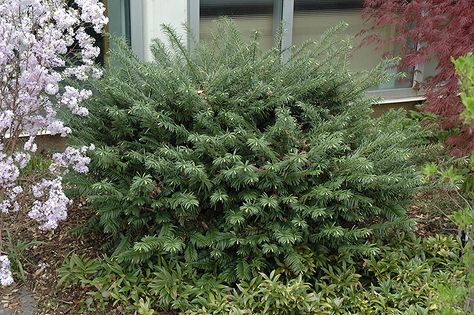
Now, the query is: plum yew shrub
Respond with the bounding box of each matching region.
[70,22,432,280]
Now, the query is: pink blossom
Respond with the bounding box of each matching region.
[0,110,14,132]
[0,255,13,286]
[50,145,95,174]
[24,136,37,153]
[75,0,108,33]
[29,178,71,230]
[61,86,92,116]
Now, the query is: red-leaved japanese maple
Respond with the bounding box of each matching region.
[362,0,474,155]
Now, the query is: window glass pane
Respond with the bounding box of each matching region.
[200,0,275,51]
[108,0,131,44]
[423,57,439,80]
[293,0,412,90]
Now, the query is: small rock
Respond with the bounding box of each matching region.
[0,287,37,315]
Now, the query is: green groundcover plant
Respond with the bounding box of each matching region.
[67,20,432,280]
[58,234,466,314]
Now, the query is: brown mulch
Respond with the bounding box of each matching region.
[409,189,460,237]
[0,201,107,315]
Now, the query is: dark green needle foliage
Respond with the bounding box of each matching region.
[68,19,431,280]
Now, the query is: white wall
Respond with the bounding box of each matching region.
[130,0,189,61]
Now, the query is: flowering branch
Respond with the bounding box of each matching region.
[0,0,108,286]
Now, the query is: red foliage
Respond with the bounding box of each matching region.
[362,0,474,155]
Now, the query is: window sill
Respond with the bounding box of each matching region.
[367,88,426,105]
[5,130,52,139]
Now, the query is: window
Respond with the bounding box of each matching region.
[197,0,424,98]
[123,0,430,102]
[200,0,277,51]
[292,0,412,90]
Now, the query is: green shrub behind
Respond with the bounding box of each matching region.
[68,20,431,279]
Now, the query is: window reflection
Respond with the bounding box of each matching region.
[293,0,413,89]
[200,0,275,51]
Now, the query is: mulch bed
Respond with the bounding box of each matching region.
[0,201,106,315]
[0,188,461,314]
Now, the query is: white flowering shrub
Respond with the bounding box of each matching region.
[0,0,107,286]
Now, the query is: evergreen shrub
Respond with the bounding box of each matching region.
[68,20,431,279]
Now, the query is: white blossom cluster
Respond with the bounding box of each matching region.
[0,0,107,286]
[0,255,13,286]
